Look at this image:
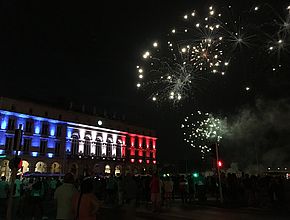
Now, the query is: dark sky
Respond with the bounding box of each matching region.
[1,0,290,167]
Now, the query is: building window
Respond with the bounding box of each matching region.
[56,126,62,137]
[96,141,102,157]
[23,138,31,154]
[25,121,33,133]
[102,143,107,156]
[146,149,150,158]
[116,145,121,158]
[105,165,111,174]
[7,118,15,131]
[5,137,13,151]
[106,143,112,157]
[84,138,91,156]
[152,151,156,159]
[138,148,143,157]
[115,165,121,176]
[71,136,79,155]
[41,123,49,136]
[55,142,60,156]
[40,140,47,155]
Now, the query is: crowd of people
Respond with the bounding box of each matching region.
[0,171,289,219]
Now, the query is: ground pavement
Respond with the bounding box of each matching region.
[135,205,290,220]
[7,199,290,219]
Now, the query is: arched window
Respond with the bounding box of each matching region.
[84,136,91,156]
[71,135,79,155]
[106,138,113,157]
[116,139,122,158]
[96,137,102,157]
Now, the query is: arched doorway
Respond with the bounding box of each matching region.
[35,161,47,173]
[104,164,111,174]
[93,164,102,175]
[51,162,61,173]
[22,160,29,173]
[0,160,10,178]
[115,165,122,177]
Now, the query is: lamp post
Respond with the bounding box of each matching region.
[215,142,223,204]
[7,124,23,220]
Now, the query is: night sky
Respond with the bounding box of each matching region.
[1,0,290,170]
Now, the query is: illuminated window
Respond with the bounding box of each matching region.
[107,143,112,157]
[55,142,60,156]
[105,165,111,174]
[25,121,33,133]
[40,140,47,155]
[116,144,121,158]
[96,140,102,157]
[102,143,106,156]
[146,149,150,158]
[7,118,15,130]
[23,138,31,154]
[84,137,91,156]
[71,136,79,155]
[138,149,143,157]
[41,123,49,136]
[56,125,62,137]
[5,137,13,151]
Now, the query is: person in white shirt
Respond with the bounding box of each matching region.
[54,173,77,220]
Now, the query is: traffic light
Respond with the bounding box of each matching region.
[217,160,223,168]
[193,172,199,178]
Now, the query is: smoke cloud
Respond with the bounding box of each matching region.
[222,98,290,172]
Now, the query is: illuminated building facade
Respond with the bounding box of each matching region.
[0,97,157,177]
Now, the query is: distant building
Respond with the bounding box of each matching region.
[0,97,157,178]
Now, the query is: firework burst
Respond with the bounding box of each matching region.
[264,4,290,59]
[136,5,252,104]
[181,111,227,159]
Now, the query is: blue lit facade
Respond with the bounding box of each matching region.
[0,110,64,159]
[0,97,157,177]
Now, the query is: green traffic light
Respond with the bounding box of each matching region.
[193,172,199,178]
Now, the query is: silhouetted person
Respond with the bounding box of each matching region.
[72,177,101,220]
[54,173,77,220]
